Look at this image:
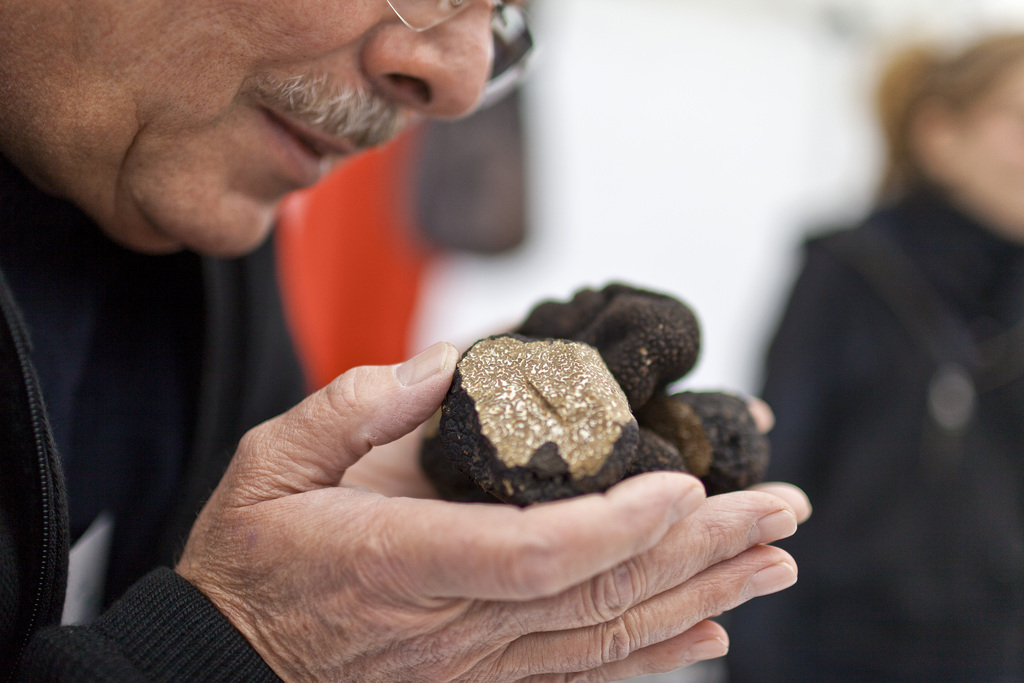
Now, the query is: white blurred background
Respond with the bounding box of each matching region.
[414,0,1024,401]
[406,3,1024,681]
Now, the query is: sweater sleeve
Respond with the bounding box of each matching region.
[14,568,281,682]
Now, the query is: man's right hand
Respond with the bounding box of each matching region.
[176,342,809,682]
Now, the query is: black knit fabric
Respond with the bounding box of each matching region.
[0,162,205,605]
[1,149,306,680]
[0,267,70,681]
[17,569,280,682]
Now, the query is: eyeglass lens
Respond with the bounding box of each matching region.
[491,4,532,79]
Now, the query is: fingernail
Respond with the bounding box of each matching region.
[688,637,729,662]
[396,342,456,387]
[749,510,797,545]
[744,562,797,599]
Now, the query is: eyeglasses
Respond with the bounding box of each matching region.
[386,0,536,109]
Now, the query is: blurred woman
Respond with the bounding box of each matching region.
[727,33,1024,682]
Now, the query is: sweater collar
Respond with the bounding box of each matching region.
[874,188,1024,326]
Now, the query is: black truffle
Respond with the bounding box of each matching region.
[422,285,771,504]
[420,427,500,504]
[515,283,701,409]
[654,391,770,495]
[437,334,639,506]
[632,394,714,478]
[628,427,688,475]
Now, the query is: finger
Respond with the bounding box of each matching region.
[490,489,798,634]
[224,342,459,504]
[497,545,796,679]
[745,396,775,433]
[374,471,706,601]
[590,619,729,681]
[518,621,728,683]
[748,482,812,523]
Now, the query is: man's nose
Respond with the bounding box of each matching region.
[363,1,494,119]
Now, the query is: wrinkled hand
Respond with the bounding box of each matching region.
[176,342,810,682]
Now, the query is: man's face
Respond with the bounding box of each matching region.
[0,0,496,255]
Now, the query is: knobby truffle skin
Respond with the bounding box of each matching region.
[627,428,688,476]
[423,285,771,503]
[421,431,501,504]
[437,335,639,506]
[667,392,770,495]
[633,394,714,477]
[515,283,701,409]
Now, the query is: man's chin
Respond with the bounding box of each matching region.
[111,193,281,258]
[176,214,278,258]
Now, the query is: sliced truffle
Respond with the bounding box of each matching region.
[515,283,701,409]
[438,334,638,505]
[668,392,770,495]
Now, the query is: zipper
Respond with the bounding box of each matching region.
[0,273,61,678]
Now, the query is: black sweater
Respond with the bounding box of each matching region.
[1,157,307,680]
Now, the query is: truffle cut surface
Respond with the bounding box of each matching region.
[439,335,639,504]
[458,336,632,476]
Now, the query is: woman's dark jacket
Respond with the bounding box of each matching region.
[727,190,1024,682]
[1,157,306,680]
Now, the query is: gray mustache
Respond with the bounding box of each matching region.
[252,74,402,150]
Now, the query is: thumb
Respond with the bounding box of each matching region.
[224,341,458,505]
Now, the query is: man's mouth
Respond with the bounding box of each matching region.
[262,107,356,159]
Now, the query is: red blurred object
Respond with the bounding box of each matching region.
[275,128,435,391]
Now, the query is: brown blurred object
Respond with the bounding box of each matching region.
[416,91,527,254]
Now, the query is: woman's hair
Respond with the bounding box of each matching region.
[876,33,1024,201]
